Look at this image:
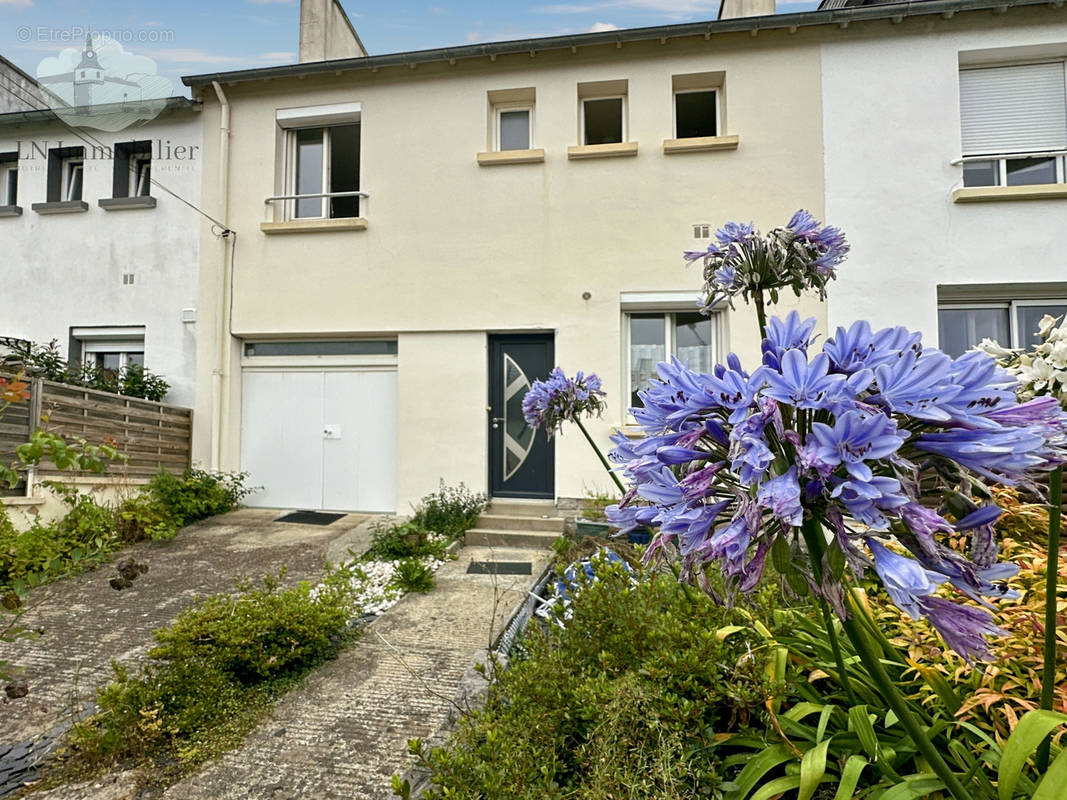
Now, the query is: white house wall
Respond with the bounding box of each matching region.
[0,110,203,407]
[820,8,1067,340]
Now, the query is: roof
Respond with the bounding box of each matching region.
[183,0,1056,89]
[0,54,39,89]
[0,96,200,128]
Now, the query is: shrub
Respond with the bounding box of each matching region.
[389,557,435,594]
[410,481,487,540]
[410,557,783,799]
[68,569,357,776]
[119,469,251,542]
[366,519,448,562]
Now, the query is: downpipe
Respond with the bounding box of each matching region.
[210,80,231,471]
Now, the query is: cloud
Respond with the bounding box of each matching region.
[140,48,248,64]
[258,51,296,61]
[0,0,34,6]
[588,21,620,31]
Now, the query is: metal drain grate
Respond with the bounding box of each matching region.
[467,561,532,575]
[274,510,346,526]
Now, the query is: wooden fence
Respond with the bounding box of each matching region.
[0,376,192,479]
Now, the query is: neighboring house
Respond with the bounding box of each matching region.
[0,50,203,406]
[0,55,44,114]
[819,0,1067,354]
[180,0,1067,515]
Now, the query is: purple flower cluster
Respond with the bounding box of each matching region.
[608,310,1067,661]
[522,368,607,436]
[684,210,850,311]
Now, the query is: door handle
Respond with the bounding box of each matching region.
[491,416,504,429]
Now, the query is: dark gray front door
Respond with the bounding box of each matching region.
[488,334,554,499]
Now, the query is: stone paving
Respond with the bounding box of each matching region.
[0,508,552,800]
[0,509,373,769]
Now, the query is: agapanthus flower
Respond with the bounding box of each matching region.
[866,538,946,620]
[522,368,606,435]
[918,596,1006,663]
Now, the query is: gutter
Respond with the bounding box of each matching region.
[210,81,232,472]
[183,0,1060,88]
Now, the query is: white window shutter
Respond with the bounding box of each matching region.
[960,63,1067,155]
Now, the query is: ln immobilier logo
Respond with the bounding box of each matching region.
[36,33,172,132]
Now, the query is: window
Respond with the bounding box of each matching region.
[693,223,711,239]
[70,326,146,371]
[498,109,531,151]
[288,124,361,219]
[627,312,714,408]
[937,298,1067,356]
[243,340,397,357]
[0,153,17,206]
[46,146,85,203]
[113,141,152,198]
[579,80,628,146]
[675,90,718,139]
[959,62,1067,187]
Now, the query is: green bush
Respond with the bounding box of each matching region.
[411,481,487,540]
[389,557,435,594]
[68,569,357,776]
[410,557,784,799]
[366,519,448,561]
[119,469,251,542]
[0,491,120,592]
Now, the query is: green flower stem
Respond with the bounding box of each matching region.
[753,289,769,340]
[574,417,625,494]
[1037,464,1063,773]
[803,517,973,800]
[799,518,857,706]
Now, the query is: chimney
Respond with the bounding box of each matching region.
[299,0,368,63]
[717,0,776,19]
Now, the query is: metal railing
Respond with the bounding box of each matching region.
[264,190,369,204]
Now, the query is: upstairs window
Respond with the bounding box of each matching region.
[0,153,16,206]
[579,80,628,146]
[675,90,718,139]
[276,103,362,220]
[937,286,1067,356]
[487,87,536,153]
[47,146,85,203]
[498,109,531,151]
[113,141,152,198]
[959,62,1067,187]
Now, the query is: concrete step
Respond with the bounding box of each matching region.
[465,528,562,548]
[486,500,557,518]
[475,513,565,533]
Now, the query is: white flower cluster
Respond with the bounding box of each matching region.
[977,314,1067,404]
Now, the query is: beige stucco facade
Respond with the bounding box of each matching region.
[189,28,828,511]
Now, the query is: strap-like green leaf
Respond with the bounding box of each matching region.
[848,705,879,760]
[879,775,945,800]
[1032,743,1067,800]
[798,740,830,800]
[833,755,868,800]
[816,704,834,744]
[725,744,796,800]
[750,775,803,800]
[999,709,1067,800]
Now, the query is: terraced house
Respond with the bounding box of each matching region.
[181,0,1067,515]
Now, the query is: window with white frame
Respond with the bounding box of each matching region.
[627,311,715,409]
[579,80,627,146]
[959,61,1067,187]
[276,103,362,220]
[113,141,152,198]
[937,292,1067,356]
[46,145,85,203]
[0,153,16,206]
[497,107,532,151]
[70,326,146,372]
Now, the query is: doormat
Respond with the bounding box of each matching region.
[274,511,346,526]
[467,561,532,575]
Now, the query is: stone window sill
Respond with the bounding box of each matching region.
[0,205,22,217]
[0,496,44,507]
[477,148,546,166]
[99,196,157,211]
[663,134,740,154]
[567,141,638,160]
[32,200,89,215]
[260,217,368,235]
[952,184,1067,203]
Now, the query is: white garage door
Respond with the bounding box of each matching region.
[241,369,397,512]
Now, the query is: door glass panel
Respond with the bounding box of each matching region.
[503,354,534,480]
[630,314,666,408]
[675,312,712,374]
[1016,304,1067,348]
[937,307,1010,356]
[294,128,324,218]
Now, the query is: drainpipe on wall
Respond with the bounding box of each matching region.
[210,80,232,471]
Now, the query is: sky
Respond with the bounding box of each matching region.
[0,0,822,98]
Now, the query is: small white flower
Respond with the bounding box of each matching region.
[1038,314,1064,338]
[976,338,1016,358]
